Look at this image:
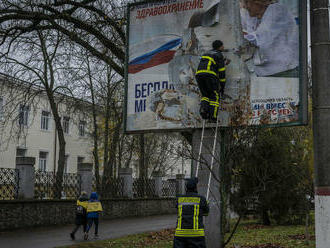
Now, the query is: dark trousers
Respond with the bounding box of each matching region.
[173,236,207,248]
[196,74,220,120]
[71,223,87,235]
[86,217,99,235]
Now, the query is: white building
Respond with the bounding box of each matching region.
[0,74,93,173]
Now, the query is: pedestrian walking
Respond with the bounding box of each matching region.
[84,192,103,240]
[70,191,89,240]
[173,178,210,248]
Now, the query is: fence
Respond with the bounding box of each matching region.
[162,179,176,197]
[133,178,156,198]
[94,176,176,199]
[0,168,19,200]
[34,171,81,200]
[100,177,124,198]
[0,164,184,200]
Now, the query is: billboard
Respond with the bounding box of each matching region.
[125,0,308,133]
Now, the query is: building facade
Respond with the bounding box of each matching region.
[0,74,93,172]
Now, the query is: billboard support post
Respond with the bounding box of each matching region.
[311,0,330,247]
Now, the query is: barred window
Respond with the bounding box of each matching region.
[41,111,51,130]
[63,116,70,134]
[19,105,29,126]
[16,148,27,157]
[39,151,48,172]
[79,121,86,137]
[77,156,84,164]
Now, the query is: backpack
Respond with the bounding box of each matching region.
[76,205,84,215]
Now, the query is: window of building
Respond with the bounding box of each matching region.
[63,116,70,134]
[79,121,86,137]
[16,148,27,157]
[77,156,84,166]
[39,151,48,171]
[19,105,29,126]
[0,97,3,121]
[64,155,69,173]
[41,111,51,130]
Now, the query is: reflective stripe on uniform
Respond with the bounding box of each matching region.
[218,67,226,72]
[220,78,226,82]
[196,70,217,77]
[193,205,197,229]
[202,56,216,65]
[201,97,210,102]
[178,205,183,229]
[211,91,220,118]
[215,91,219,102]
[178,197,200,203]
[212,105,219,118]
[196,205,200,229]
[175,229,205,237]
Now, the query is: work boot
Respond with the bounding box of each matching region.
[200,104,209,120]
[208,117,218,123]
[94,234,99,239]
[84,232,88,240]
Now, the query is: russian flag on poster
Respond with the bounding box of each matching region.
[128,38,182,74]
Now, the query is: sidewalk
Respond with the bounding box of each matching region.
[0,214,177,248]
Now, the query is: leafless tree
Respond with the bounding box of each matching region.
[0,0,127,76]
[0,28,75,197]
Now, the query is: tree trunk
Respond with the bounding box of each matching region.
[139,134,146,178]
[138,134,146,196]
[124,137,135,168]
[47,94,66,199]
[37,30,66,199]
[262,208,271,226]
[305,211,310,245]
[102,81,111,188]
[87,59,101,193]
[108,123,121,177]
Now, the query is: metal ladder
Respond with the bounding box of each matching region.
[195,112,220,201]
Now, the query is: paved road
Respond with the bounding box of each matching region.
[0,214,177,248]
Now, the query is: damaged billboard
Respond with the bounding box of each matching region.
[124,0,308,133]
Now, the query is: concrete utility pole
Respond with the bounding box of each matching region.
[311,0,330,247]
[192,129,222,248]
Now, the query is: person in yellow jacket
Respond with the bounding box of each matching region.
[70,191,89,240]
[84,192,103,240]
[195,40,230,122]
[173,178,209,248]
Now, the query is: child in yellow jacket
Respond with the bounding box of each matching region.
[84,192,103,240]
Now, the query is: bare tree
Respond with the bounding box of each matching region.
[0,0,127,76]
[0,28,73,198]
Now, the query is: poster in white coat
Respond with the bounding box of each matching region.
[125,0,307,133]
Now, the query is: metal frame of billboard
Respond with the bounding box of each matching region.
[124,0,309,134]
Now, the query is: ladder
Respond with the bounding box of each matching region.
[195,112,220,201]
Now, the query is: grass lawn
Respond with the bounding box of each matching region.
[225,219,315,248]
[57,220,315,248]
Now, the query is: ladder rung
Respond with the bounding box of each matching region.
[202,136,218,139]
